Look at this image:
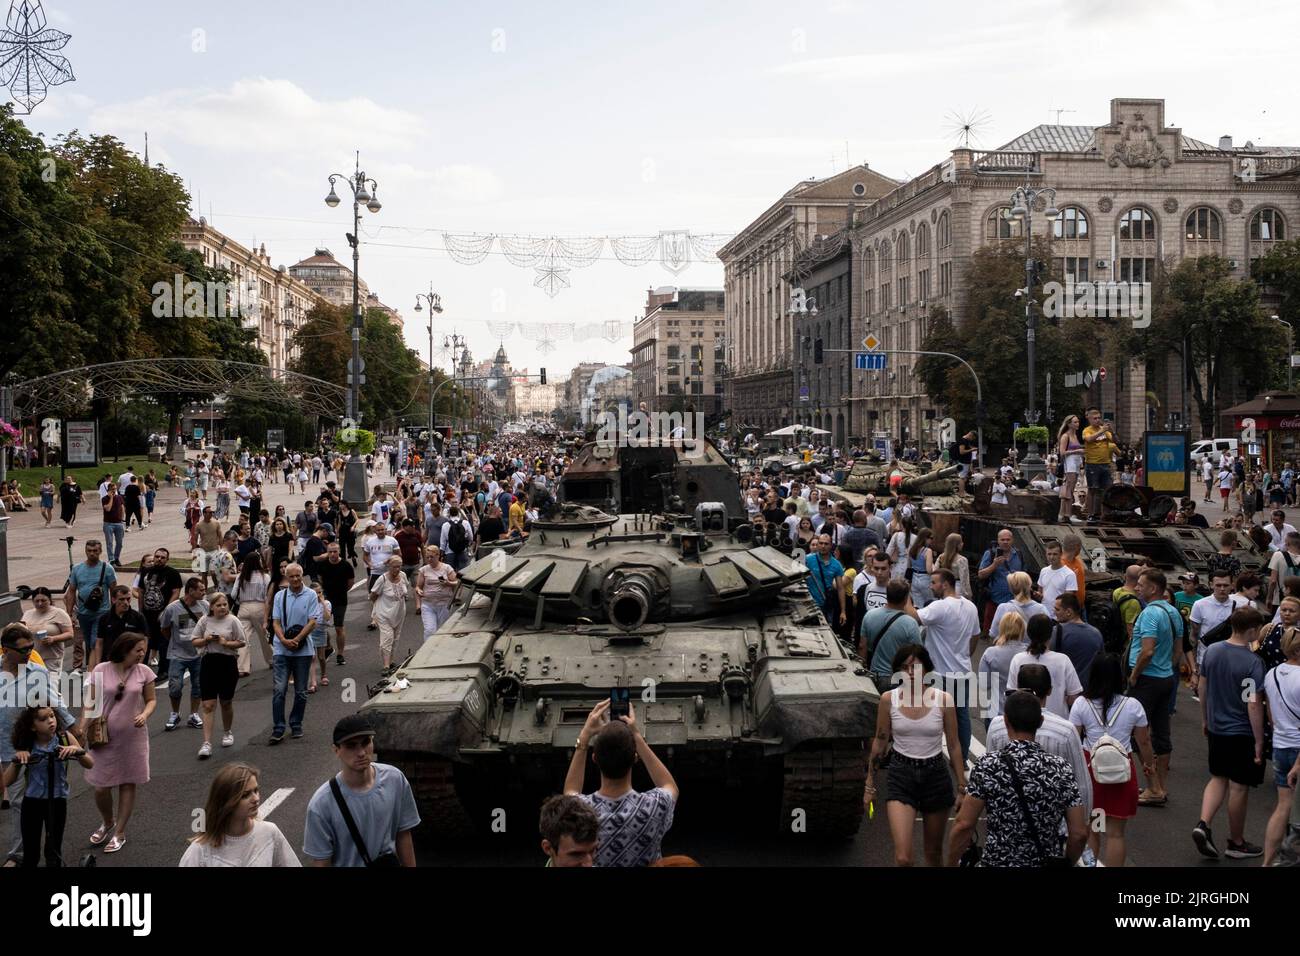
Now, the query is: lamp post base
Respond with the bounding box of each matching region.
[1022,444,1046,480]
[342,455,369,508]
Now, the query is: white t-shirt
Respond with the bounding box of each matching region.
[1190,593,1250,641]
[1069,695,1149,752]
[916,595,980,675]
[991,480,1008,504]
[235,484,252,507]
[178,820,300,867]
[1266,663,1300,749]
[1037,564,1079,617]
[989,599,1049,638]
[1008,649,1083,720]
[363,534,400,572]
[1201,459,1214,481]
[1267,524,1299,551]
[887,531,914,578]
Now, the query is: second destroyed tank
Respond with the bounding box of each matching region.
[363,438,877,840]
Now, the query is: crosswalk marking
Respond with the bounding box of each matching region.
[259,787,294,819]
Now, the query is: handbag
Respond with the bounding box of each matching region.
[82,563,107,613]
[958,832,983,867]
[329,778,400,867]
[85,671,119,750]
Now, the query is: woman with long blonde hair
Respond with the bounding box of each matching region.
[936,533,971,600]
[180,763,299,867]
[1057,414,1085,523]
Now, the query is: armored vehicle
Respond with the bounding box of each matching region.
[362,439,877,839]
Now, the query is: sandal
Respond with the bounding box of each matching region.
[90,822,115,845]
[321,676,330,686]
[1137,793,1168,807]
[308,684,318,694]
[104,835,127,853]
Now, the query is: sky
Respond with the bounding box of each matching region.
[13,0,1300,383]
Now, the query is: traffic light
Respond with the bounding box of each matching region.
[814,338,823,364]
[539,368,547,385]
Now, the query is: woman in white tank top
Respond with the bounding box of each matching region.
[865,643,968,866]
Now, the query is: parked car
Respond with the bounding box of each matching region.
[1190,437,1239,466]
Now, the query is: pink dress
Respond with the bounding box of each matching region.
[83,662,154,788]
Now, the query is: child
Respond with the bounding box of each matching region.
[308,582,332,693]
[991,476,1009,505]
[4,707,93,867]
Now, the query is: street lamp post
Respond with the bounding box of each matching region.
[1271,314,1294,390]
[413,288,443,449]
[324,151,382,505]
[1006,182,1061,478]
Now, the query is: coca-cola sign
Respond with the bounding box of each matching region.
[1281,417,1300,429]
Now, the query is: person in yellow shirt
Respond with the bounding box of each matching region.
[1081,407,1118,522]
[508,494,527,536]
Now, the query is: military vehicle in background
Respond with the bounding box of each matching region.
[363,438,876,839]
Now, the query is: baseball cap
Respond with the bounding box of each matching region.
[318,522,334,534]
[1178,572,1199,584]
[332,714,375,746]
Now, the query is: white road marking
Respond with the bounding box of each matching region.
[259,787,294,819]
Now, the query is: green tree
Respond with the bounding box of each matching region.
[1118,255,1277,437]
[915,241,1102,443]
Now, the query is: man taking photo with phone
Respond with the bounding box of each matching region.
[564,698,679,867]
[1081,407,1118,523]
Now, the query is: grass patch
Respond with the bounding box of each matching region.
[8,455,167,494]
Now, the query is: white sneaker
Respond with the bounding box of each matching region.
[198,741,212,759]
[221,732,234,747]
[187,713,204,729]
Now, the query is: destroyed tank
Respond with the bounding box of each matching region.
[362,438,877,839]
[833,459,966,511]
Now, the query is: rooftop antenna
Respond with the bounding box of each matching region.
[1049,106,1076,124]
[944,107,993,149]
[143,131,149,166]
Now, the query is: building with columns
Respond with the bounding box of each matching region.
[179,218,323,372]
[849,97,1300,447]
[717,165,900,435]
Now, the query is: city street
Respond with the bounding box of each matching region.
[0,465,1279,867]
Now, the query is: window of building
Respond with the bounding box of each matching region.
[919,268,931,303]
[1052,206,1089,240]
[865,288,875,315]
[1118,257,1157,283]
[937,211,952,249]
[916,223,930,259]
[1185,207,1222,241]
[897,233,910,269]
[690,345,703,360]
[880,283,891,312]
[879,240,892,275]
[666,345,679,360]
[985,207,1023,240]
[1118,207,1156,241]
[1250,208,1286,242]
[1055,256,1090,283]
[897,275,909,306]
[939,261,952,296]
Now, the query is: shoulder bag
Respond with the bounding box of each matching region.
[999,751,1070,867]
[329,778,400,867]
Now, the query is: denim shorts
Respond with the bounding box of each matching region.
[168,656,202,700]
[1274,747,1300,789]
[1085,463,1113,490]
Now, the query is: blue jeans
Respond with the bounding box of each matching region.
[102,522,124,563]
[939,674,972,762]
[77,612,104,659]
[272,655,312,735]
[168,656,201,703]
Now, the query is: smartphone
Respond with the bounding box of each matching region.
[609,687,631,721]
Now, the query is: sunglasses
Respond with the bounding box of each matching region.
[7,645,33,656]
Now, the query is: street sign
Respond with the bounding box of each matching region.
[266,428,285,450]
[862,333,880,351]
[193,427,205,439]
[853,352,887,370]
[1099,366,1108,380]
[1290,354,1300,368]
[799,385,810,402]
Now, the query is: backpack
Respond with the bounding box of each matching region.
[1088,700,1133,784]
[447,520,468,554]
[1100,592,1138,654]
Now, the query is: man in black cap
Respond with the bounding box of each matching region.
[302,715,420,867]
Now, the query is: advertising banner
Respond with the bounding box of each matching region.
[65,420,97,466]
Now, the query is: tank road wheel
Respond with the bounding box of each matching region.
[780,744,866,838]
[386,753,476,839]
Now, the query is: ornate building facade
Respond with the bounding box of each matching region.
[631,286,726,417]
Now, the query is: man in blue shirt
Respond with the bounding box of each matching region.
[269,563,320,744]
[1127,567,1183,808]
[64,539,117,673]
[976,528,1023,635]
[805,533,845,629]
[1,623,76,864]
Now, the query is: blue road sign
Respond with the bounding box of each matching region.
[854,352,887,370]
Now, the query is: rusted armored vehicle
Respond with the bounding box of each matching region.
[363,439,876,839]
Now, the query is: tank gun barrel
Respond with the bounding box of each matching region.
[898,463,961,493]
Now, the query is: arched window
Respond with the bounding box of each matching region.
[1118,206,1156,241]
[1053,206,1089,240]
[985,207,1022,240]
[1185,207,1222,241]
[1251,208,1286,242]
[937,212,951,249]
[896,232,910,268]
[915,222,930,258]
[878,240,892,274]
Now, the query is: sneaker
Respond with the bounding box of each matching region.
[221,732,235,747]
[1192,821,1220,859]
[290,729,304,739]
[335,654,346,666]
[1224,839,1263,859]
[187,713,204,729]
[367,623,377,631]
[268,732,284,745]
[197,742,212,759]
[164,712,180,731]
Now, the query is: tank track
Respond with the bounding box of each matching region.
[780,744,866,838]
[387,753,476,839]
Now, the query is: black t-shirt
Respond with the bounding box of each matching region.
[317,559,355,599]
[235,536,260,566]
[98,607,147,662]
[123,484,142,506]
[140,565,183,615]
[301,536,328,577]
[1185,514,1209,528]
[762,507,787,525]
[478,516,505,543]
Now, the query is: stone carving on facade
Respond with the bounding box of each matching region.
[1163,197,1179,214]
[931,209,938,223]
[1107,111,1172,169]
[1098,197,1114,213]
[1228,198,1243,215]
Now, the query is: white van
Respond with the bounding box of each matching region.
[1190,438,1238,467]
